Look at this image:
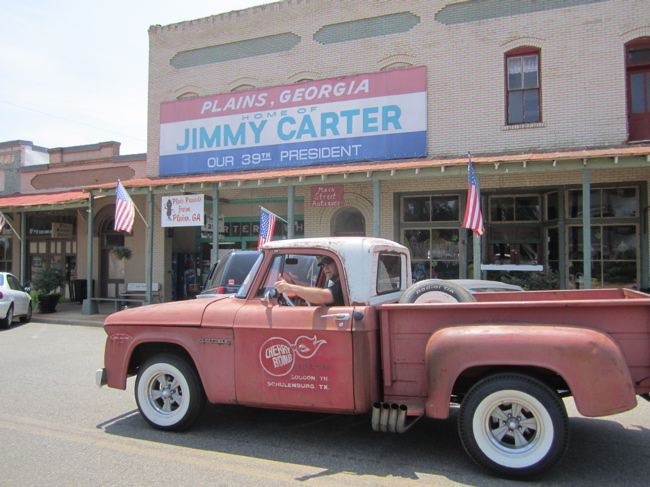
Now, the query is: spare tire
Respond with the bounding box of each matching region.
[399,279,477,304]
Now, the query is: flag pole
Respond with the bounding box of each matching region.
[259,206,288,223]
[469,152,482,280]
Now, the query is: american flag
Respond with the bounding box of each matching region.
[462,157,485,236]
[0,212,6,233]
[114,181,135,233]
[257,207,277,249]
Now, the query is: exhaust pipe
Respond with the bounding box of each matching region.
[371,402,422,433]
[379,402,391,432]
[371,402,381,431]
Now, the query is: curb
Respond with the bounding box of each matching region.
[32,315,106,327]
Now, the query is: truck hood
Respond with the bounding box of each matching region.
[104,296,229,327]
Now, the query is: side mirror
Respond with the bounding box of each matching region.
[263,288,279,302]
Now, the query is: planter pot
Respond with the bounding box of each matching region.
[37,294,60,313]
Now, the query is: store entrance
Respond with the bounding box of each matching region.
[99,217,125,298]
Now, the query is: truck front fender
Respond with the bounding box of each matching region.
[425,325,637,419]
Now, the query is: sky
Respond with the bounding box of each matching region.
[0,0,276,155]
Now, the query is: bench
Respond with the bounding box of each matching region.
[120,283,162,306]
[88,297,149,312]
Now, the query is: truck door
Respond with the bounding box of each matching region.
[233,252,356,412]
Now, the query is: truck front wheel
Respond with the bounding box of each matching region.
[135,354,205,431]
[399,279,476,303]
[458,373,569,478]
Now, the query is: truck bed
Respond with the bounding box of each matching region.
[377,288,650,413]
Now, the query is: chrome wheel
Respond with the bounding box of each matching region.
[135,354,204,431]
[459,373,569,478]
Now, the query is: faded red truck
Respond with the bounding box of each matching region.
[96,237,650,478]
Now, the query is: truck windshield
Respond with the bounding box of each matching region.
[235,252,265,299]
[254,254,321,298]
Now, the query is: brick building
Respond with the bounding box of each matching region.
[0,140,146,300]
[122,0,650,296]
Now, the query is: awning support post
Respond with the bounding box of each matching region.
[81,192,98,315]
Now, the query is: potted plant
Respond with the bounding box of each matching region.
[111,246,133,260]
[32,267,66,313]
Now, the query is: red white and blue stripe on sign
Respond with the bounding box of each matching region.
[159,67,427,176]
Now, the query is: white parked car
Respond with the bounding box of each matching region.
[0,272,32,328]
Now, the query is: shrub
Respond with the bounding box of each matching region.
[32,267,66,295]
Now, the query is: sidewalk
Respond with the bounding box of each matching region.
[32,300,119,327]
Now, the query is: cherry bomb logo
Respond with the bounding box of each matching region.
[259,335,327,377]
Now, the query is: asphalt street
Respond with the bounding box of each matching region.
[1,320,649,486]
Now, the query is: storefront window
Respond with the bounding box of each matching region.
[546,227,559,273]
[403,228,460,280]
[568,225,638,288]
[490,196,540,222]
[567,187,637,218]
[402,195,459,222]
[545,191,559,221]
[488,195,542,266]
[0,237,12,273]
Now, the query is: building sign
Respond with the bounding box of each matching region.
[161,194,204,227]
[52,223,74,238]
[159,66,427,176]
[200,218,304,240]
[311,184,343,207]
[201,213,224,238]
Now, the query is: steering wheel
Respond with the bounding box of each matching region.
[281,293,296,306]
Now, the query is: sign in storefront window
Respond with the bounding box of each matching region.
[161,194,205,226]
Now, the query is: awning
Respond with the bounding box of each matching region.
[82,144,650,194]
[0,190,90,211]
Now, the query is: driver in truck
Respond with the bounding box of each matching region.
[274,256,344,306]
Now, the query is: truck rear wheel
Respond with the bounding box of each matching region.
[399,279,476,303]
[135,354,205,431]
[458,373,569,478]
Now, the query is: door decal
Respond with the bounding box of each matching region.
[259,335,327,377]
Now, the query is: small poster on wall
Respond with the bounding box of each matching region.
[161,194,204,227]
[311,184,343,207]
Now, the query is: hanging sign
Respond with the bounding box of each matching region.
[161,194,204,227]
[52,223,74,238]
[311,184,344,207]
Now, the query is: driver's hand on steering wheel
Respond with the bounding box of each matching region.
[274,274,292,294]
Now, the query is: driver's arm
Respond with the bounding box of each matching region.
[274,276,334,305]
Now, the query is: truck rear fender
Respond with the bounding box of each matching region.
[424,325,637,419]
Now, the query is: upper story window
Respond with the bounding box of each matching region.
[626,37,650,141]
[506,47,541,125]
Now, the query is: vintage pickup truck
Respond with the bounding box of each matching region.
[96,237,650,478]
